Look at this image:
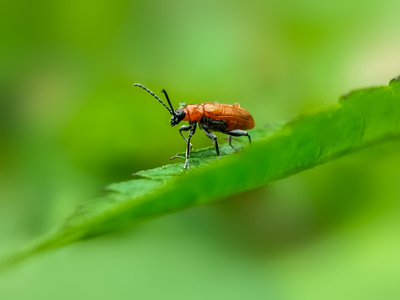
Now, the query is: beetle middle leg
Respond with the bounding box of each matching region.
[203,129,220,157]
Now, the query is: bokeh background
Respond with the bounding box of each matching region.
[1,0,400,299]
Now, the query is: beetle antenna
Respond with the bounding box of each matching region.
[134,83,174,115]
[161,89,175,113]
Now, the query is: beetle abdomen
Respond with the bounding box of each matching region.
[199,115,228,132]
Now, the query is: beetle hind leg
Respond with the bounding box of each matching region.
[228,136,240,151]
[224,129,251,149]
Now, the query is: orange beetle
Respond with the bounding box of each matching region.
[134,83,255,169]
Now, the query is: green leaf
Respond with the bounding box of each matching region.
[2,77,400,269]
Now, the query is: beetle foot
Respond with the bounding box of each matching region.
[170,155,184,160]
[184,160,189,169]
[229,145,242,152]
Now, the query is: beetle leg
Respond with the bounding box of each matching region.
[228,136,239,151]
[224,130,251,146]
[179,125,193,150]
[184,123,197,169]
[203,129,220,157]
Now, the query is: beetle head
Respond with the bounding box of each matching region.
[170,109,186,126]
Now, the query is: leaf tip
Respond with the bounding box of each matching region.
[339,91,350,101]
[389,75,400,85]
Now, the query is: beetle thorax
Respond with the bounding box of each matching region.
[182,104,204,123]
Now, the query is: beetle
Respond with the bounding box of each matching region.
[134,83,255,169]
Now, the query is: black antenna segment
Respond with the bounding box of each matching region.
[134,83,174,115]
[161,89,175,113]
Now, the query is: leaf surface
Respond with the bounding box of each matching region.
[2,78,400,268]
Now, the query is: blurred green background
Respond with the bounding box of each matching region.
[1,0,400,299]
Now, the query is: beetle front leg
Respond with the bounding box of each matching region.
[179,125,193,150]
[184,123,197,169]
[203,129,220,157]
